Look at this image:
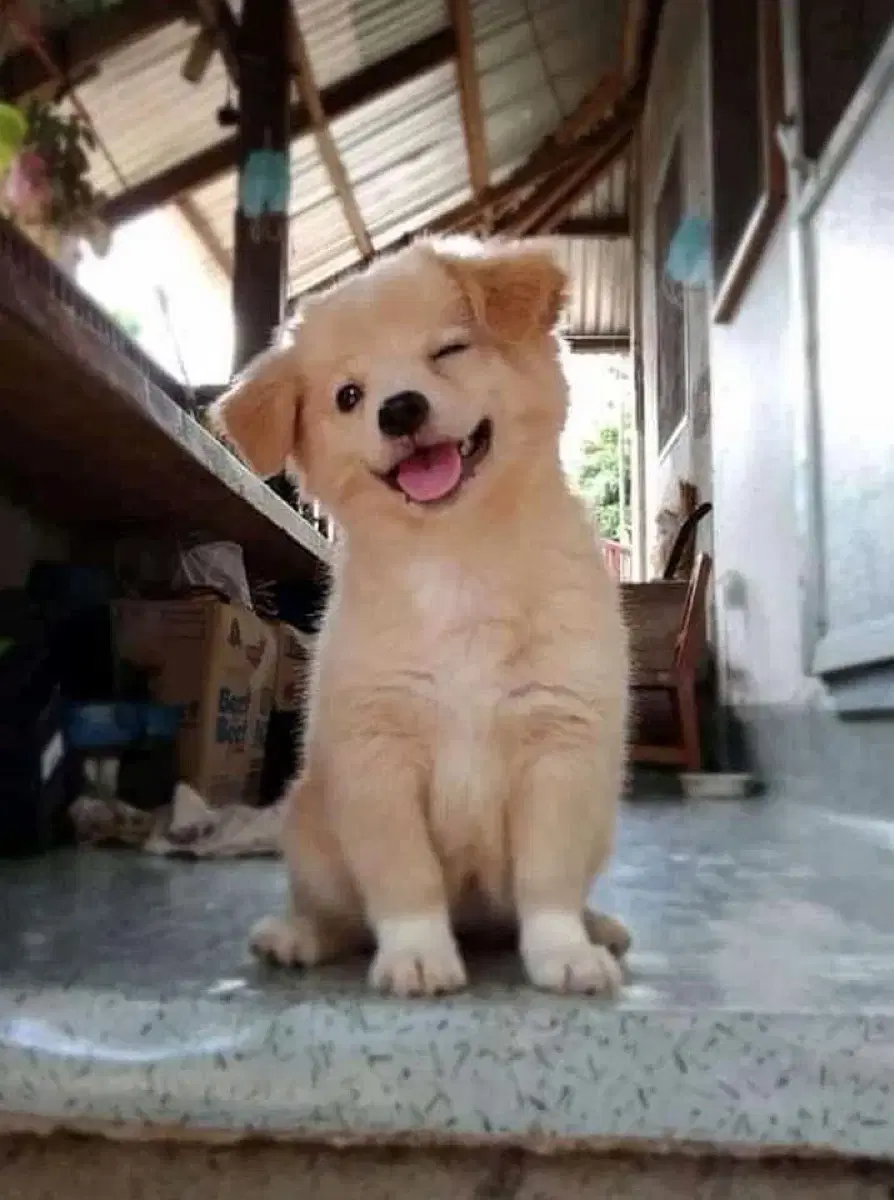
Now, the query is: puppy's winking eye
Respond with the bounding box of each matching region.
[335,382,364,413]
[432,340,470,362]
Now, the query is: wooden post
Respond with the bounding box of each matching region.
[232,0,291,373]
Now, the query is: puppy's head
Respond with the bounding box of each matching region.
[210,236,570,534]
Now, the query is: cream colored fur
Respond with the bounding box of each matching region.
[211,236,630,997]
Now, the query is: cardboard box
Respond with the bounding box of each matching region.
[272,622,311,713]
[113,597,276,806]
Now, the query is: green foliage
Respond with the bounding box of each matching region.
[22,99,102,227]
[574,412,632,542]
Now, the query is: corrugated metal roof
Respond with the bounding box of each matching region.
[70,19,228,196]
[570,156,629,220]
[553,236,631,337]
[64,0,632,336]
[292,0,448,90]
[475,0,625,175]
[333,62,471,246]
[227,0,448,89]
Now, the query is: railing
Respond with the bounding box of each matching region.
[602,539,633,580]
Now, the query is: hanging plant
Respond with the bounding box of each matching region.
[0,98,110,259]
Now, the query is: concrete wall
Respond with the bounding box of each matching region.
[640,0,894,807]
[639,0,713,570]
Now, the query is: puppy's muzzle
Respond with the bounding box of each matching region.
[378,391,429,439]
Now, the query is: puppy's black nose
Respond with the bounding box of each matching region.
[378,390,429,439]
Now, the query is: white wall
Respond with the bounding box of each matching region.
[710,218,814,711]
[639,0,713,564]
[639,0,894,800]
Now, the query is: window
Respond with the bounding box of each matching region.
[708,0,786,321]
[787,10,894,713]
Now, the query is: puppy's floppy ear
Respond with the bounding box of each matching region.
[209,342,299,478]
[429,236,568,344]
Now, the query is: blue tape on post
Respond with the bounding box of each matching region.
[240,149,290,219]
[665,215,711,286]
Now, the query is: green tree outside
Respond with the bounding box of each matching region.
[573,410,632,543]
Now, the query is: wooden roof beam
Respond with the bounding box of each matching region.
[0,0,193,100]
[447,0,489,217]
[286,11,373,258]
[188,0,240,83]
[98,28,456,227]
[291,111,639,305]
[620,0,650,84]
[175,195,233,278]
[553,214,630,237]
[498,128,634,236]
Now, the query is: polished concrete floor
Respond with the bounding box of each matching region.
[1,796,893,1157]
[2,797,893,1011]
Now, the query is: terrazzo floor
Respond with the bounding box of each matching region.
[1,797,893,1159]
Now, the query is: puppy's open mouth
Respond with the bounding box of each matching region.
[380,418,493,505]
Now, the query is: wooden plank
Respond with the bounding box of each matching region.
[556,71,625,144]
[175,196,233,278]
[0,0,192,99]
[291,100,642,305]
[620,0,649,83]
[232,0,292,372]
[553,214,630,237]
[192,0,240,82]
[99,29,456,227]
[286,11,373,258]
[497,123,634,235]
[447,0,489,205]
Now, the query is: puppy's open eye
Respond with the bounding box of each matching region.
[431,341,470,362]
[335,382,364,413]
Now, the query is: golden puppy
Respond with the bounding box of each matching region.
[211,236,629,997]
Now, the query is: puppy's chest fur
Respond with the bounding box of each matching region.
[404,559,527,900]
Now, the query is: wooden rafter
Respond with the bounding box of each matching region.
[286,10,373,258]
[0,0,192,99]
[555,70,624,145]
[554,214,629,237]
[497,125,634,235]
[288,0,669,306]
[620,0,650,83]
[98,29,456,227]
[189,0,240,82]
[295,110,637,303]
[176,194,233,277]
[447,0,489,209]
[431,95,640,234]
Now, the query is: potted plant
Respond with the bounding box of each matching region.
[0,98,110,267]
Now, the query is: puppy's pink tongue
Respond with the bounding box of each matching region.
[396,443,462,503]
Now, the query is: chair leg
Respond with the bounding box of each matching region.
[676,676,701,771]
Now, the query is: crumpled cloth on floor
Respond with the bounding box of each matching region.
[70,782,284,858]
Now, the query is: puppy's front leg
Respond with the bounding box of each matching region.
[332,735,466,997]
[512,734,624,996]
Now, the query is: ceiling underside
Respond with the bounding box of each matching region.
[0,0,653,341]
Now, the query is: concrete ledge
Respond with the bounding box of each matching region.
[1,1134,892,1199]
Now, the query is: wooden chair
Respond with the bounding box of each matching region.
[621,553,713,772]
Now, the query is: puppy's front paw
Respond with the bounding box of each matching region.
[249,915,322,968]
[370,914,467,996]
[521,910,623,995]
[525,941,622,995]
